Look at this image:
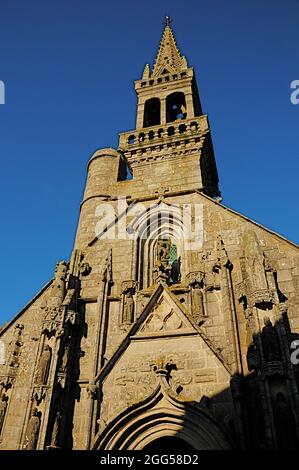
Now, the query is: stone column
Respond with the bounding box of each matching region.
[185,91,195,119]
[161,97,167,125]
[136,102,145,129]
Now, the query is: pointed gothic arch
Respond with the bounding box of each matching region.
[93,382,231,450]
[129,202,187,288]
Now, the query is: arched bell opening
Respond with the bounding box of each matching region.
[143,97,161,128]
[166,92,187,123]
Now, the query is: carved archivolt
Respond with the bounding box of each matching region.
[93,380,231,450]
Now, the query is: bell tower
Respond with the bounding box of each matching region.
[2,16,299,453]
[135,16,202,129]
[118,17,221,199]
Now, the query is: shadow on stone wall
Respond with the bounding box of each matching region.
[166,313,299,451]
[90,313,299,451]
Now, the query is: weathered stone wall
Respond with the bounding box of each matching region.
[0,285,51,449]
[1,181,299,450]
[1,18,298,450]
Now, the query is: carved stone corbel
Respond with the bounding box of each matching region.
[150,356,176,382]
[65,309,80,327]
[31,386,47,405]
[186,271,205,287]
[80,262,91,276]
[87,381,99,400]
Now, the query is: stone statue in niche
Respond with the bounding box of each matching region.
[25,407,41,450]
[36,345,52,385]
[102,249,112,283]
[191,285,205,319]
[59,337,71,373]
[121,281,137,325]
[243,231,268,291]
[187,272,205,321]
[261,317,281,362]
[123,291,134,324]
[50,409,62,447]
[153,238,172,284]
[41,262,68,333]
[47,261,68,309]
[8,323,24,367]
[156,238,171,266]
[0,393,8,433]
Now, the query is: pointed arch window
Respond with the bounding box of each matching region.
[130,203,186,289]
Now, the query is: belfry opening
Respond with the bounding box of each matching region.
[166,92,187,122]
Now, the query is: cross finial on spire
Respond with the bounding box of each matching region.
[165,16,171,27]
[152,17,188,77]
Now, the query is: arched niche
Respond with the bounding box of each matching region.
[128,202,187,289]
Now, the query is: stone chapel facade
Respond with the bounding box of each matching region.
[1,19,299,451]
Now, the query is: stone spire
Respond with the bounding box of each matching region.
[152,17,188,77]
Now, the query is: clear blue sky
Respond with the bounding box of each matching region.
[0,0,298,324]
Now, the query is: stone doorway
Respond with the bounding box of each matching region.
[142,436,195,452]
